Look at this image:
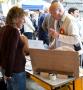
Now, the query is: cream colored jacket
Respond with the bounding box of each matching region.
[55,13,83,49]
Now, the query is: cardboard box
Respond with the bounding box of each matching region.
[30,48,80,78]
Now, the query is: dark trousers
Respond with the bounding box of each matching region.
[38,29,49,45]
[0,78,7,90]
[23,32,33,39]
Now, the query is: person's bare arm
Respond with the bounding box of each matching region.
[20,35,29,55]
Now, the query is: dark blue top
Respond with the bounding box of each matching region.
[38,13,49,45]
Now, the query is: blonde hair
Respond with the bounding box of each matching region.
[49,2,64,13]
[6,6,25,26]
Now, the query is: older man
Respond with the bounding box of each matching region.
[49,2,83,67]
[42,0,65,46]
[49,2,83,50]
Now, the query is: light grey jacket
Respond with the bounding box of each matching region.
[56,13,83,49]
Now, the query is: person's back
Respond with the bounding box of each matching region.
[23,12,35,39]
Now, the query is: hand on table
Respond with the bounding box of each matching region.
[49,28,59,38]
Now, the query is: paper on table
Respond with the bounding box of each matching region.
[28,39,45,49]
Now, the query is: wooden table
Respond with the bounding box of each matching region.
[26,70,75,90]
[25,50,83,90]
